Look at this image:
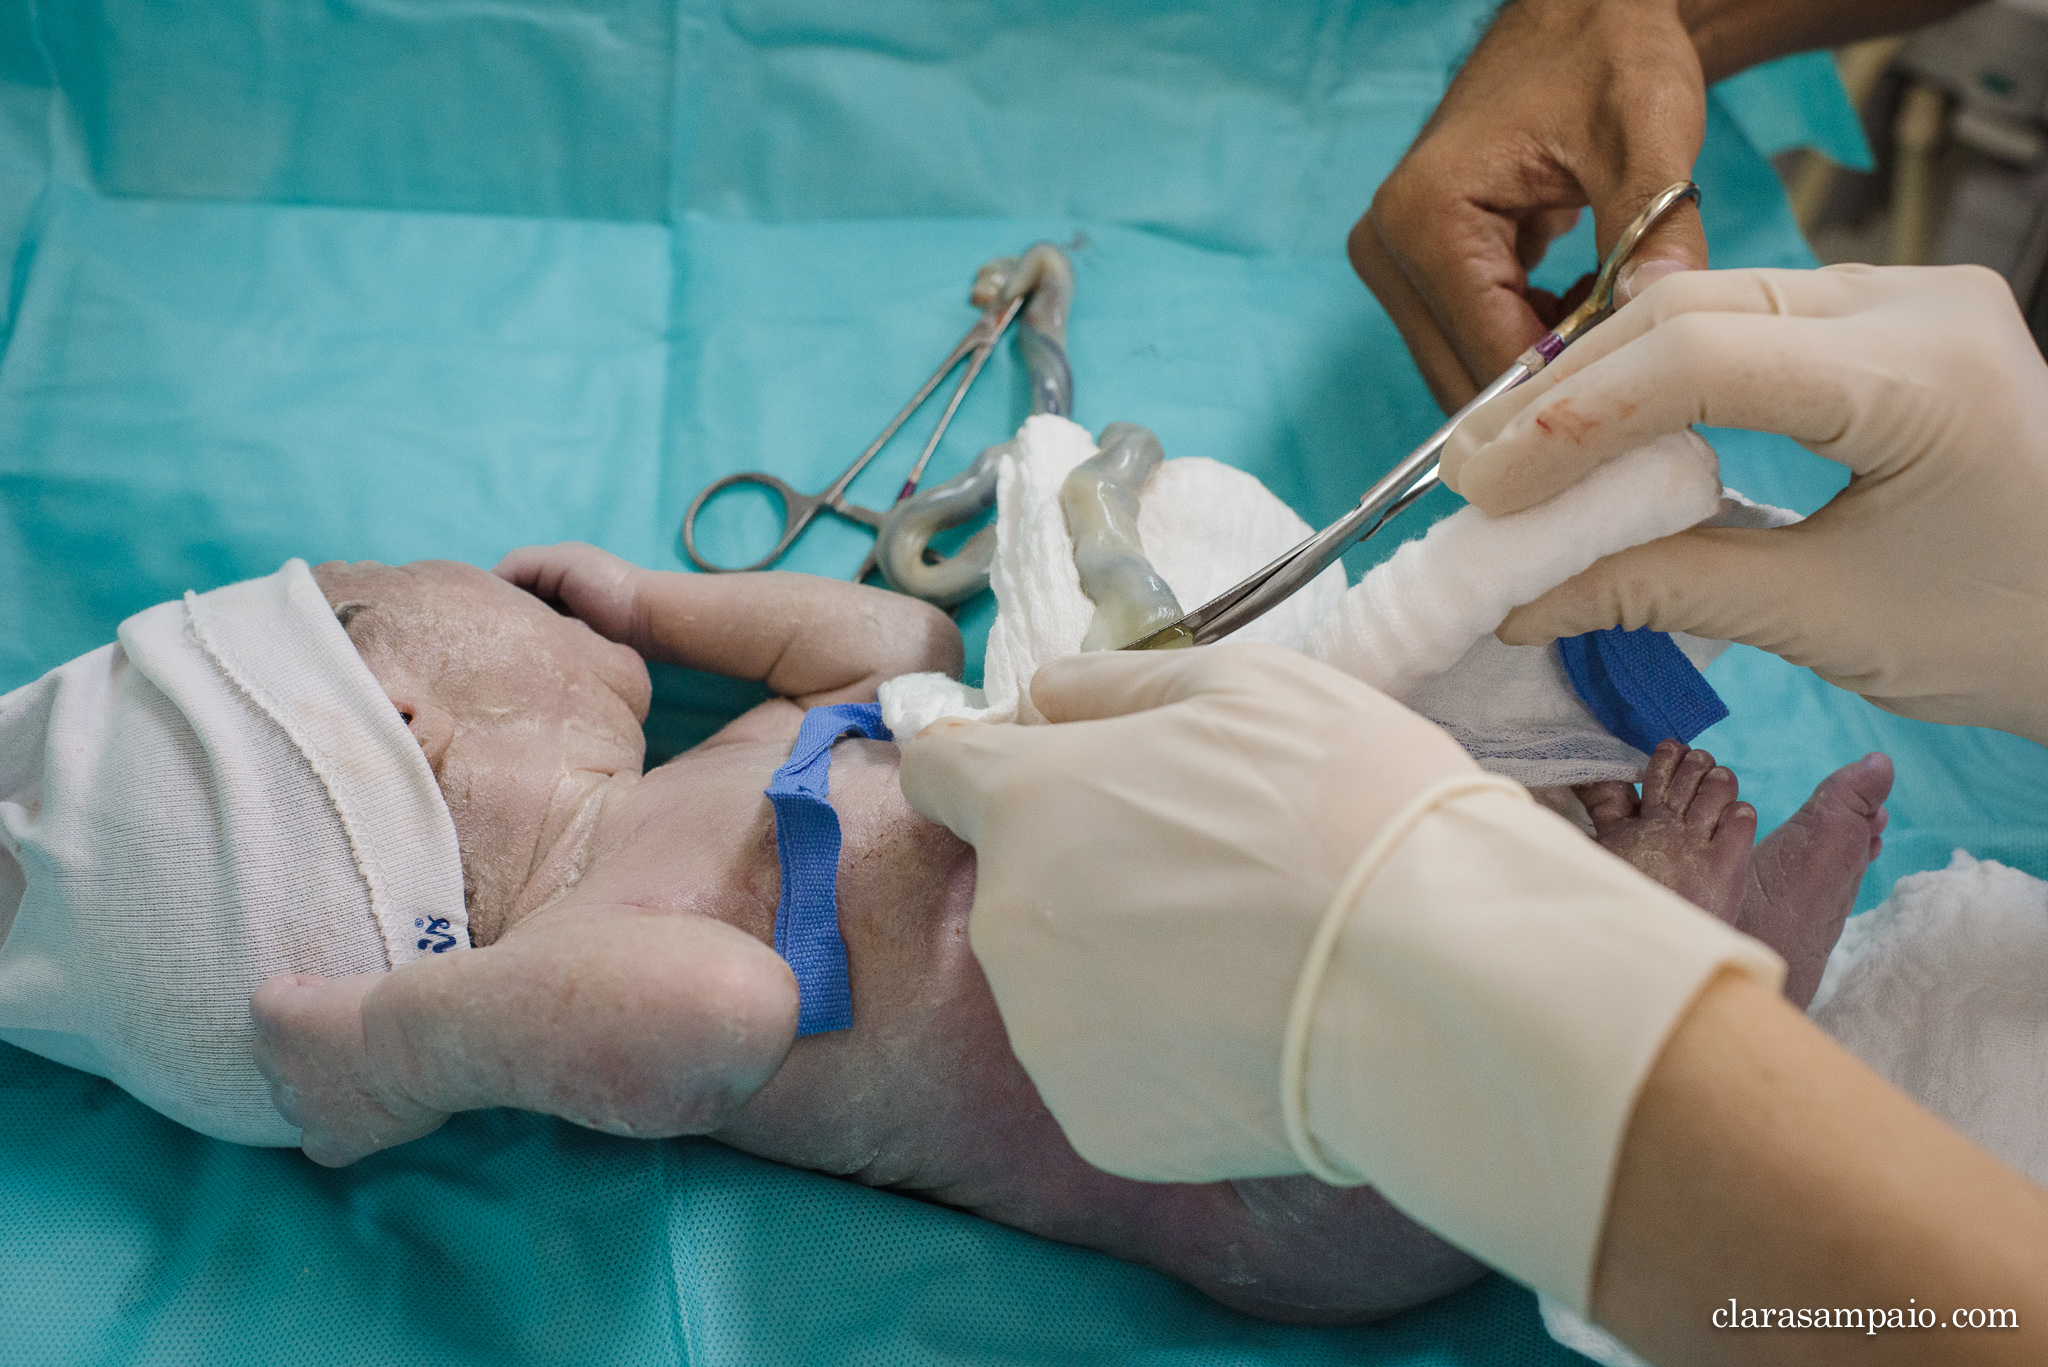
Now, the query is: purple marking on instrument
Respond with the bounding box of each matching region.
[895,479,919,502]
[1533,331,1567,363]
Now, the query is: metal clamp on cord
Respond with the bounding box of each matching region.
[681,243,1076,603]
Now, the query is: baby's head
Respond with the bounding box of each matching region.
[1,558,563,1144]
[0,557,658,1144]
[311,559,653,941]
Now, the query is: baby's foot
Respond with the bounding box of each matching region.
[1739,753,1893,1009]
[1576,741,1758,926]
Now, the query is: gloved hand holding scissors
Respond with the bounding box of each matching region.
[1441,264,2048,746]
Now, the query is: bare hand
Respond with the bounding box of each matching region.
[251,973,450,1166]
[1351,0,1708,410]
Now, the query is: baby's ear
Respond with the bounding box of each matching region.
[384,692,457,773]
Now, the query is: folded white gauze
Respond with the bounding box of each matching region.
[1403,493,1797,789]
[881,414,1347,734]
[1302,431,1723,699]
[1402,635,1665,790]
[0,560,467,1146]
[1307,434,1802,788]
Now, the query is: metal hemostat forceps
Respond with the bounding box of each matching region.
[680,288,1027,581]
[1125,179,1703,651]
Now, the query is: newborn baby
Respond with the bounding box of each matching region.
[245,549,1472,1321]
[0,546,1886,1323]
[259,544,1883,1322]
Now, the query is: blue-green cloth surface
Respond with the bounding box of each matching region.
[1717,50,1875,170]
[4,4,2028,1365]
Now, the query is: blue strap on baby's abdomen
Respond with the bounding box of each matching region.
[1558,627,1728,754]
[765,702,893,1037]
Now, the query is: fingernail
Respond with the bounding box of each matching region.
[1617,258,1687,304]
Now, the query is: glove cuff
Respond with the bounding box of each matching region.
[1279,780,1783,1312]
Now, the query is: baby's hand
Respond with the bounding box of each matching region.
[494,542,644,646]
[250,973,450,1167]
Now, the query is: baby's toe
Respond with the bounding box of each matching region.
[1685,763,1740,838]
[1655,745,1716,816]
[1573,780,1640,835]
[1826,752,1896,817]
[1714,799,1758,854]
[1637,740,1687,810]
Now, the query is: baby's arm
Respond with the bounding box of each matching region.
[251,907,797,1166]
[497,542,962,706]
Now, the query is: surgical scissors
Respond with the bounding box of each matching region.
[681,291,1026,577]
[1125,180,1702,651]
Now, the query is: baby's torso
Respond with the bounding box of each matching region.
[548,705,1007,1192]
[522,699,1479,1320]
[570,719,976,972]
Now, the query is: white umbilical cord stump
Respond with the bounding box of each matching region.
[1059,423,1184,651]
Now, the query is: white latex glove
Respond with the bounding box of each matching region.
[903,644,1482,1179]
[899,644,1781,1310]
[1440,264,2048,744]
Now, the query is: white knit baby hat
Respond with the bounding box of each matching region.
[0,559,467,1146]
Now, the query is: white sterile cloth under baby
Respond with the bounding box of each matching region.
[1543,852,2048,1367]
[881,412,1797,796]
[1815,852,2048,1187]
[0,560,467,1146]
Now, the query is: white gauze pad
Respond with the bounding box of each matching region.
[1302,429,1724,700]
[882,415,1347,734]
[1383,472,1800,787]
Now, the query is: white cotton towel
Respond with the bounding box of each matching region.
[1813,851,2048,1186]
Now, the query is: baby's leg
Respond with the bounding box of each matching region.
[1738,752,1892,1008]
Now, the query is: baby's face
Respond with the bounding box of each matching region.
[312,559,652,935]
